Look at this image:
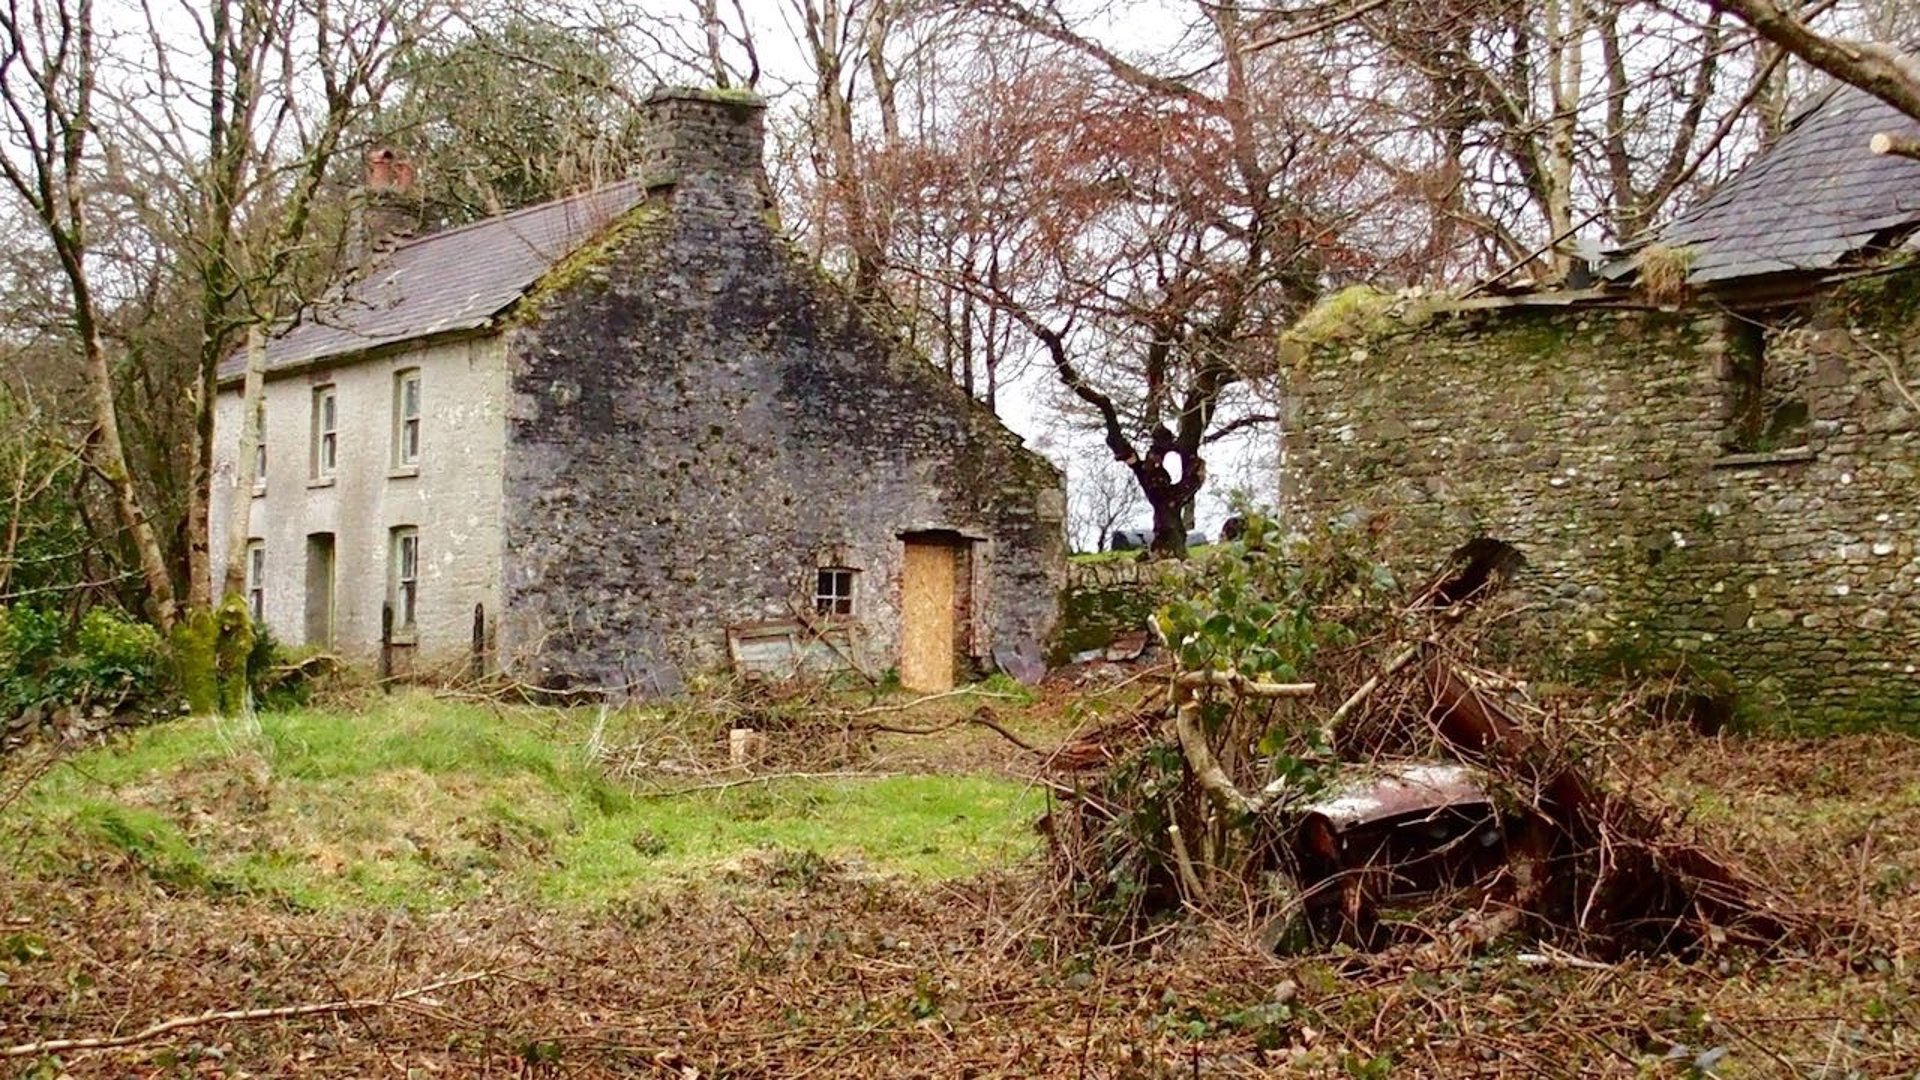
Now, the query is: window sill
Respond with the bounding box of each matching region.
[251,485,266,499]
[388,465,420,480]
[387,631,418,647]
[1712,446,1815,470]
[306,476,336,489]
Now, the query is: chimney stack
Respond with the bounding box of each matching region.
[638,88,770,208]
[349,147,420,265]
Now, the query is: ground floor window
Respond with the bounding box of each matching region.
[815,568,856,616]
[390,527,419,632]
[245,540,266,622]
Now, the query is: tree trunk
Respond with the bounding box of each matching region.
[1147,488,1190,559]
[1542,0,1586,281]
[81,328,178,630]
[185,360,217,609]
[220,323,268,600]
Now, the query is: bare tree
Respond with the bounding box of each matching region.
[1353,0,1775,281]
[0,0,180,628]
[1704,0,1920,157]
[106,0,442,613]
[1067,452,1147,553]
[894,1,1387,557]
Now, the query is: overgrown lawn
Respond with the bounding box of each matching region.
[6,692,1045,911]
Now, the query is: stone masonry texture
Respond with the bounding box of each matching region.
[1281,271,1920,731]
[498,91,1066,692]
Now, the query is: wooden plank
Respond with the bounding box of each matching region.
[900,540,956,692]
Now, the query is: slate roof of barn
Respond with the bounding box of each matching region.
[220,178,647,381]
[1607,78,1920,287]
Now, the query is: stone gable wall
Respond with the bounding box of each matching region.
[1282,273,1920,730]
[497,121,1064,693]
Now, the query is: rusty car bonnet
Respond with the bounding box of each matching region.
[1301,762,1493,834]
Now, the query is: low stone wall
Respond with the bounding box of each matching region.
[1283,271,1920,731]
[1055,558,1196,662]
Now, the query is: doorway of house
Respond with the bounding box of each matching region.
[305,533,336,647]
[900,531,970,692]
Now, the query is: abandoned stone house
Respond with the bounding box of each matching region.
[1283,80,1920,730]
[209,89,1066,695]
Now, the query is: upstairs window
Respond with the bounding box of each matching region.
[244,540,266,622]
[390,526,419,632]
[815,568,856,616]
[393,368,421,468]
[251,400,267,494]
[311,386,338,479]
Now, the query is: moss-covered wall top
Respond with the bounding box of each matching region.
[1282,272,1920,731]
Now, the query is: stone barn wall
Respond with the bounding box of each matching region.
[1282,272,1920,730]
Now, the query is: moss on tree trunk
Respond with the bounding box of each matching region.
[170,599,255,716]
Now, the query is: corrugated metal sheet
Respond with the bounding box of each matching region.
[1611,80,1920,286]
[1301,762,1491,834]
[223,178,648,380]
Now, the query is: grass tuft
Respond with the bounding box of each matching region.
[1637,243,1694,305]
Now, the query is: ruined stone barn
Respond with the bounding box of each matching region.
[1283,78,1920,730]
[210,89,1066,694]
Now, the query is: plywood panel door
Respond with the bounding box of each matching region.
[900,539,956,691]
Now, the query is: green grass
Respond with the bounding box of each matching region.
[5,693,1045,912]
[1068,543,1218,564]
[1069,549,1143,565]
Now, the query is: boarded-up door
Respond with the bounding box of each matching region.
[900,537,958,692]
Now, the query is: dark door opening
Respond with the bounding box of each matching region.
[305,532,336,647]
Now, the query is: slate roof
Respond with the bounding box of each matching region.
[222,178,647,380]
[1612,79,1920,286]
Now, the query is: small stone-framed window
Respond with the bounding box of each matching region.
[393,368,421,469]
[1720,312,1809,455]
[245,540,266,622]
[390,526,419,633]
[311,385,338,480]
[815,568,856,616]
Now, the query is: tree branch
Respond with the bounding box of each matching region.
[1710,0,1920,123]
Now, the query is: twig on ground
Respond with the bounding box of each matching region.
[0,970,500,1059]
[860,708,1040,752]
[843,688,1022,717]
[1515,946,1612,971]
[638,770,901,797]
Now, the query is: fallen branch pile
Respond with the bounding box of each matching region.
[1047,522,1834,959]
